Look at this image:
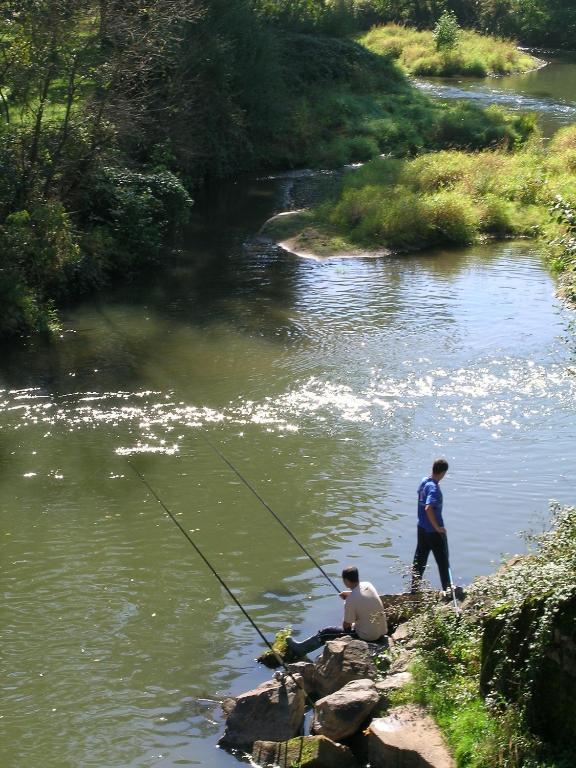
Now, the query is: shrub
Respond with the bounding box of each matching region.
[434,10,461,52]
[0,199,80,336]
[86,167,193,268]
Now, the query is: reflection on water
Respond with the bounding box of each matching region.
[2,90,576,768]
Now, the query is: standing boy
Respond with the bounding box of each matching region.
[411,458,450,592]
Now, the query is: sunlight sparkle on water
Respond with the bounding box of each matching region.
[0,354,573,455]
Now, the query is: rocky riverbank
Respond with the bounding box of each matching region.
[219,593,457,768]
[218,507,576,767]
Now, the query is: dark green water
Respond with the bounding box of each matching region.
[1,60,576,768]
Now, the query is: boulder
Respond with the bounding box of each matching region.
[375,671,413,706]
[286,660,316,696]
[313,636,377,697]
[368,704,455,768]
[312,678,380,741]
[252,735,358,768]
[219,674,306,748]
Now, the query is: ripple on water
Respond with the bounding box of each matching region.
[0,352,574,454]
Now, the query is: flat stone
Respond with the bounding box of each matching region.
[376,671,413,692]
[389,648,414,674]
[392,620,420,649]
[252,735,358,768]
[314,636,377,697]
[219,674,306,748]
[312,679,380,741]
[368,704,455,768]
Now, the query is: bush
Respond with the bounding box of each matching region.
[85,167,193,268]
[434,10,461,51]
[0,200,80,337]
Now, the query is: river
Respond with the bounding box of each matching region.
[1,53,575,768]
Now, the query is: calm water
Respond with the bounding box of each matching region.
[1,58,576,768]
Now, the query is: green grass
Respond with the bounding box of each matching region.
[272,85,536,170]
[360,24,539,78]
[279,125,576,262]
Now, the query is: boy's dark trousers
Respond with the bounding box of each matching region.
[411,525,450,591]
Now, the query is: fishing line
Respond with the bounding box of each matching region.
[124,457,315,705]
[199,433,341,595]
[95,305,340,595]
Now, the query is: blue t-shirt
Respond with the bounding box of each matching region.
[417,477,443,532]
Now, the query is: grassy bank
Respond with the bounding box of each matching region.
[0,1,541,340]
[270,124,576,297]
[360,24,539,78]
[391,503,576,767]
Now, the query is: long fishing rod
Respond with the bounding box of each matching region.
[95,305,340,595]
[199,433,341,595]
[124,457,313,702]
[443,534,460,615]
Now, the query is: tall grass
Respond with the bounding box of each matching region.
[360,24,538,77]
[307,125,576,259]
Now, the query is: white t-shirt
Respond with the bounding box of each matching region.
[343,581,388,641]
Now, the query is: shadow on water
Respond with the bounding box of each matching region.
[0,170,350,395]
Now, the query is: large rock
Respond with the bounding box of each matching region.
[286,660,316,696]
[312,678,380,741]
[313,636,377,697]
[219,674,306,748]
[252,735,358,768]
[375,671,412,707]
[368,704,455,768]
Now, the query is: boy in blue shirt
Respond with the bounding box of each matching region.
[411,458,450,592]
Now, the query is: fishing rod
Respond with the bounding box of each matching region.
[198,433,341,595]
[124,457,315,705]
[443,534,460,615]
[95,305,340,595]
[95,307,339,591]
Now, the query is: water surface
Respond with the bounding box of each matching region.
[2,58,576,768]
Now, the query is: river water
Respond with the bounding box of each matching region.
[1,54,576,768]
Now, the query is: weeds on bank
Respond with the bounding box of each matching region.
[394,504,576,768]
[309,124,576,264]
[361,24,538,78]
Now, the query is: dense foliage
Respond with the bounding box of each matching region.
[364,0,576,48]
[2,0,548,339]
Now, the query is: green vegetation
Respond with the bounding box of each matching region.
[392,503,576,767]
[1,0,545,340]
[434,10,461,52]
[277,125,576,290]
[367,0,576,49]
[361,24,538,77]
